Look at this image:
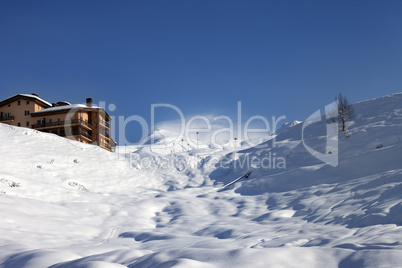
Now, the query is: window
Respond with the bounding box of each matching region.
[24,110,30,116]
[57,118,60,125]
[57,129,60,135]
[49,119,52,123]
[26,122,29,127]
[7,104,10,107]
[17,123,21,127]
[26,100,30,104]
[49,130,52,133]
[18,100,21,105]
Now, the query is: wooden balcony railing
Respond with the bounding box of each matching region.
[0,116,15,122]
[60,129,92,140]
[32,119,91,129]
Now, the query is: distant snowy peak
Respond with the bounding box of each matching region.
[142,128,181,145]
[276,120,302,134]
[283,120,302,128]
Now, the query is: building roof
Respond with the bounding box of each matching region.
[32,104,99,114]
[0,94,52,107]
[56,101,72,106]
[1,93,111,120]
[31,103,111,120]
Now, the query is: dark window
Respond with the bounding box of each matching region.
[18,100,21,105]
[26,100,30,104]
[49,130,52,133]
[25,110,30,116]
[26,122,29,127]
[49,119,52,123]
[17,123,21,127]
[7,104,10,107]
[57,129,60,135]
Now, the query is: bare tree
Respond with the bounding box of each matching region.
[336,93,354,132]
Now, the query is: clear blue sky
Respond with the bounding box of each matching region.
[1,1,402,144]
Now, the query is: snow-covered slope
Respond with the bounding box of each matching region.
[1,93,402,268]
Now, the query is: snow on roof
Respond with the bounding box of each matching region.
[57,101,72,105]
[32,103,100,114]
[18,94,52,107]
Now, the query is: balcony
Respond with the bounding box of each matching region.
[100,131,111,139]
[0,116,15,122]
[100,141,116,152]
[32,119,92,130]
[73,130,92,141]
[60,129,92,141]
[100,120,111,129]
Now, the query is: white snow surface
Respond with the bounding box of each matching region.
[3,94,53,107]
[32,104,100,114]
[1,93,402,268]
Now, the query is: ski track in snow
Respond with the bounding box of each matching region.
[1,93,402,267]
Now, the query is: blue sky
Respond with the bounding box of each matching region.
[1,1,402,144]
